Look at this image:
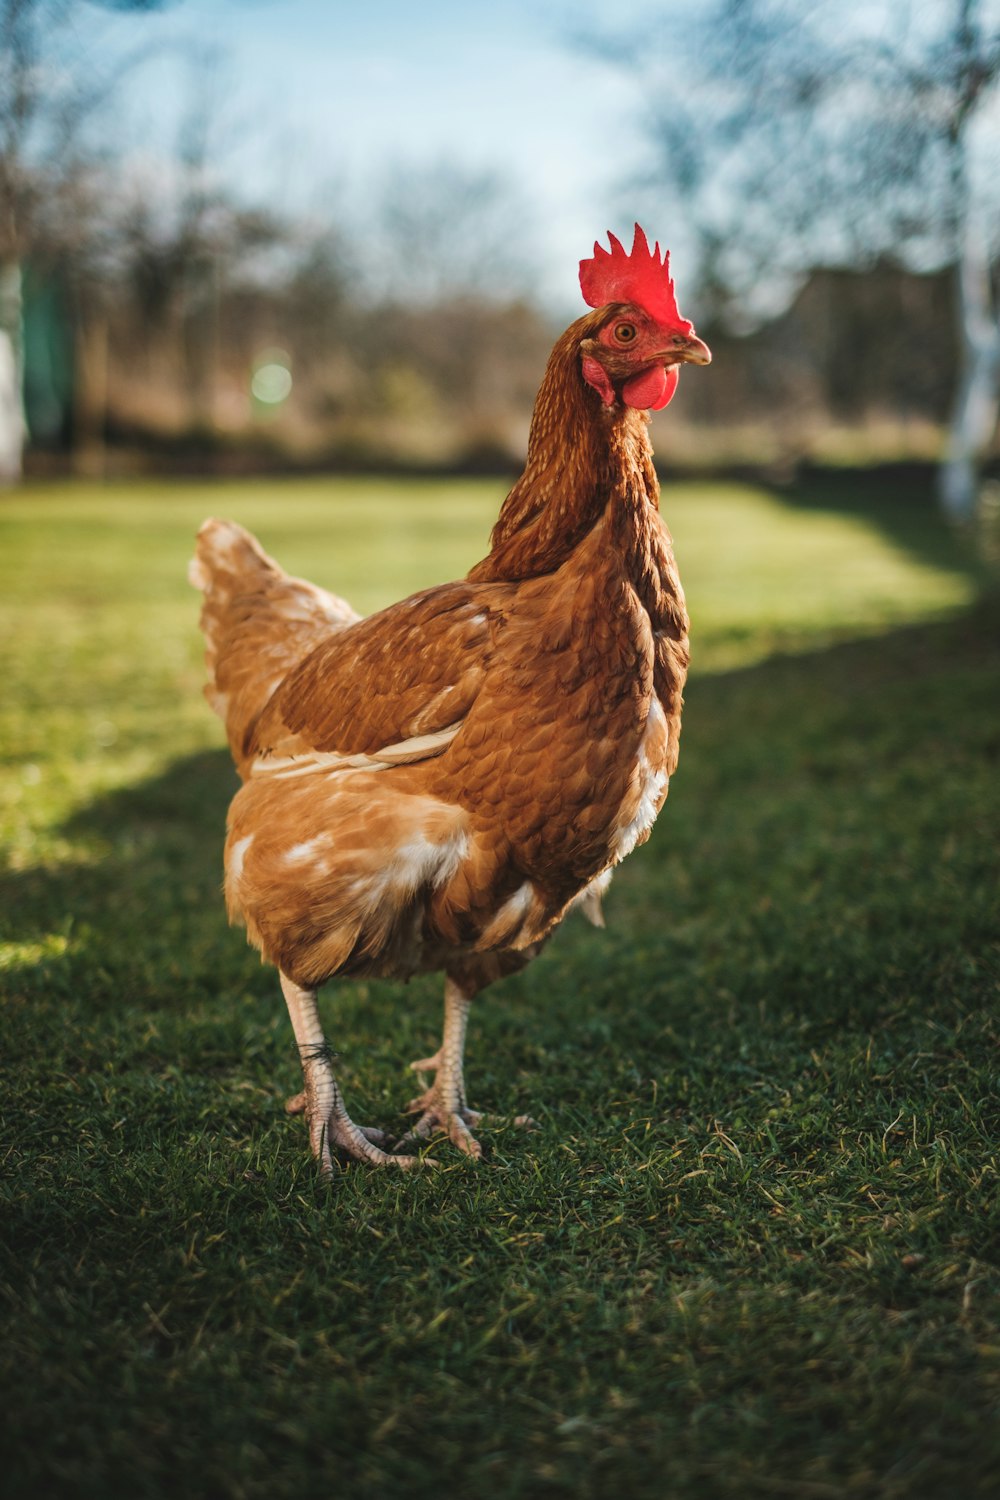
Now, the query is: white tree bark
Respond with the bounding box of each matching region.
[939,204,1000,524]
[0,261,25,482]
[938,4,1000,528]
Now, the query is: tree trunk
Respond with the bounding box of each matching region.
[938,208,1000,524]
[939,64,1000,526]
[0,261,26,482]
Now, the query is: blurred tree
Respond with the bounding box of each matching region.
[0,0,175,479]
[2,14,552,474]
[365,160,537,307]
[614,0,1000,519]
[337,162,550,462]
[109,47,285,436]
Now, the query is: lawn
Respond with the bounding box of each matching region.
[1,474,998,1500]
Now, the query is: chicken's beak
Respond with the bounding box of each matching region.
[674,333,712,366]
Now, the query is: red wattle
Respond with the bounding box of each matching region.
[622,365,678,410]
[649,366,679,410]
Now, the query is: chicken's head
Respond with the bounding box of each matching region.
[578,224,710,411]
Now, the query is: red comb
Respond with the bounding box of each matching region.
[579,224,692,331]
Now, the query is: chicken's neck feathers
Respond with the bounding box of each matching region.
[469,314,660,586]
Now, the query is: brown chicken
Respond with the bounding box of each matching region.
[191,225,710,1171]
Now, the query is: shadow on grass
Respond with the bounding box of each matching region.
[759,463,993,588]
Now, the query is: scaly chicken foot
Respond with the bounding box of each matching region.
[284,1088,387,1145]
[395,978,537,1157]
[279,973,433,1172]
[404,1066,537,1136]
[390,977,480,1156]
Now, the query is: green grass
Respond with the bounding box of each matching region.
[1,474,998,1500]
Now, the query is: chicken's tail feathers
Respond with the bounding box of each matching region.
[191,518,360,767]
[189,518,276,594]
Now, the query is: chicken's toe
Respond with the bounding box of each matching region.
[461,1109,538,1131]
[408,1050,443,1075]
[405,1090,538,1132]
[325,1109,433,1169]
[394,1106,483,1159]
[286,1091,388,1146]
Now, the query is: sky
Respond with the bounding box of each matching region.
[91,0,663,312]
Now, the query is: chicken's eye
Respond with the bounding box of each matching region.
[614,322,637,344]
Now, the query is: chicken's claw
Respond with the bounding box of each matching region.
[286,1091,388,1146]
[317,1107,434,1171]
[396,1092,485,1159]
[395,1086,539,1159]
[279,975,436,1172]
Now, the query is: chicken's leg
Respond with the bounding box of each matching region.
[279,973,429,1171]
[401,975,482,1156]
[400,975,535,1158]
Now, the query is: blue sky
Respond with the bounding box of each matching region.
[94,0,664,309]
